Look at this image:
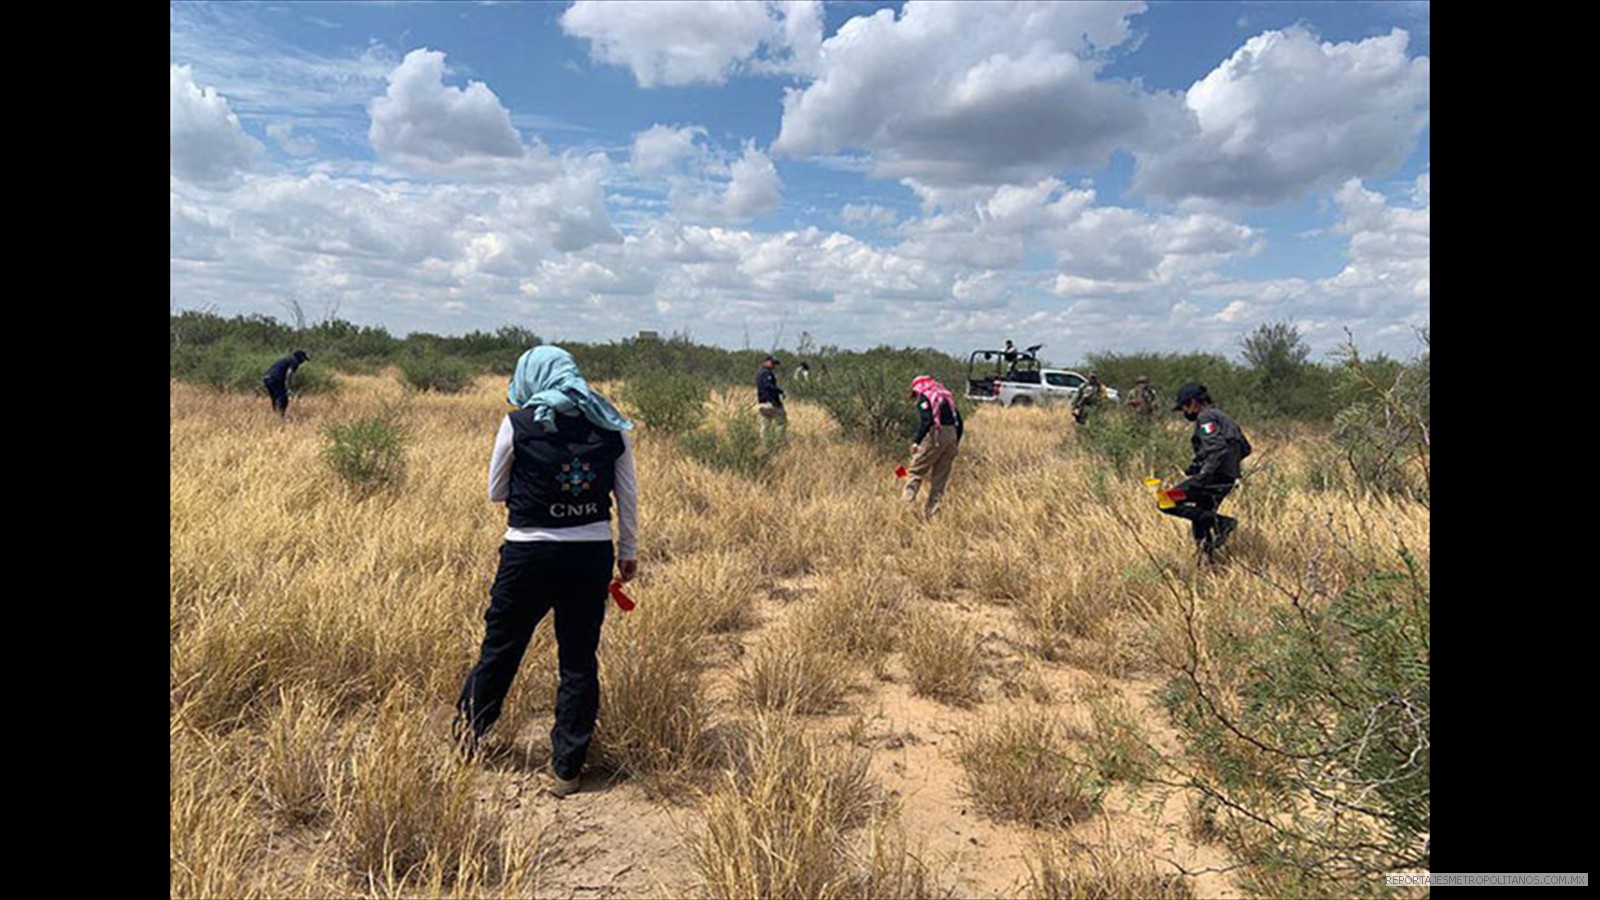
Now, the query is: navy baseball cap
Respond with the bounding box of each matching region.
[1172,381,1206,410]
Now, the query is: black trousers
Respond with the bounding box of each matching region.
[264,377,289,413]
[1160,483,1235,542]
[456,540,613,778]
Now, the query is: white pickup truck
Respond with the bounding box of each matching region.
[964,348,1120,408]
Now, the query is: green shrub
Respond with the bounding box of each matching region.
[1070,405,1186,478]
[322,408,408,491]
[169,345,257,391]
[809,362,934,456]
[169,345,338,395]
[621,373,708,435]
[1239,322,1335,420]
[679,417,776,478]
[1161,547,1430,890]
[1329,333,1430,502]
[282,364,337,396]
[398,352,474,394]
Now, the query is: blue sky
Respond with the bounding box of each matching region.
[171,1,1429,363]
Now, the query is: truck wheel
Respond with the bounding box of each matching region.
[1011,395,1032,407]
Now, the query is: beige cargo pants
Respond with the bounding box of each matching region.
[757,402,788,438]
[902,429,959,517]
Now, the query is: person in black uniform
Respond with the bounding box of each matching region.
[755,354,787,437]
[455,346,639,798]
[262,349,309,419]
[1163,381,1251,555]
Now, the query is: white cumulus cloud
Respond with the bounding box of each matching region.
[630,124,706,176]
[1133,27,1430,206]
[772,1,1149,186]
[628,127,783,222]
[171,64,265,189]
[169,153,622,331]
[1325,175,1429,301]
[1191,171,1430,350]
[368,48,526,166]
[560,0,823,87]
[723,143,783,219]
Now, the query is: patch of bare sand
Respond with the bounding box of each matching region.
[454,572,1242,900]
[471,747,703,899]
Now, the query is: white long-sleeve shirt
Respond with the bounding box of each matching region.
[488,415,639,560]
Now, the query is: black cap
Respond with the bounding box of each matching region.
[1172,381,1206,410]
[293,349,310,363]
[764,354,780,365]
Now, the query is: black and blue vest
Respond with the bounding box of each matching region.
[506,409,625,529]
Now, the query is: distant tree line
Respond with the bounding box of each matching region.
[169,311,1428,433]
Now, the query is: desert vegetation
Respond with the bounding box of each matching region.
[171,317,1428,898]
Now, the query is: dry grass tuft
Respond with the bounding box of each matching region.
[1025,830,1195,899]
[901,607,981,705]
[171,726,261,899]
[596,585,714,778]
[794,563,913,675]
[331,690,499,888]
[1086,692,1158,784]
[652,549,765,635]
[690,713,882,899]
[736,624,855,714]
[958,711,1106,827]
[257,686,341,825]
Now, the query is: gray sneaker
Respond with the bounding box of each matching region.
[547,768,581,798]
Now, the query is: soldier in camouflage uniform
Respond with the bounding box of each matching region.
[1071,371,1103,425]
[1127,375,1158,420]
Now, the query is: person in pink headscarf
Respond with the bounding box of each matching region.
[903,375,964,517]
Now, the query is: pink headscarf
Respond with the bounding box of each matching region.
[910,376,956,435]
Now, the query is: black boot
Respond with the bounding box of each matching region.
[1212,517,1237,550]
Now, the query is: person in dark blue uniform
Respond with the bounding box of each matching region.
[455,346,639,798]
[755,354,787,437]
[262,349,309,419]
[1164,381,1251,556]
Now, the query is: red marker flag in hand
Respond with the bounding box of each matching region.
[895,465,908,479]
[609,579,636,612]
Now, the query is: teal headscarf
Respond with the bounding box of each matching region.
[507,346,633,433]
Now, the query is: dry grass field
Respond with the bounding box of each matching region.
[170,372,1428,899]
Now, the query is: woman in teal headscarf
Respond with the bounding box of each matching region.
[456,346,639,798]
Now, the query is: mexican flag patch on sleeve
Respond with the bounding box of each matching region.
[1201,422,1216,434]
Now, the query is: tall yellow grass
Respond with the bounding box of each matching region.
[171,373,1427,898]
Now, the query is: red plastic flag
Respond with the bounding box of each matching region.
[894,465,908,479]
[609,579,636,612]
